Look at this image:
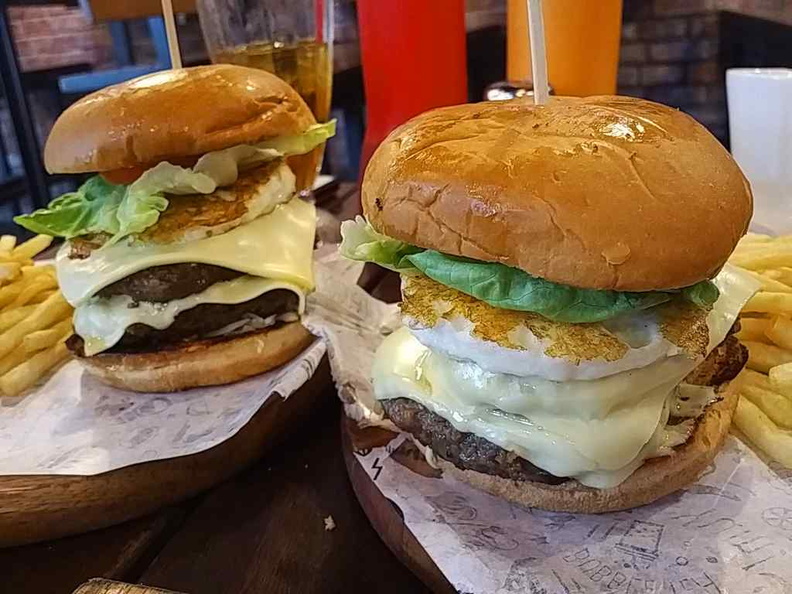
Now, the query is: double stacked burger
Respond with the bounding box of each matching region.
[18,65,333,392]
[343,96,756,512]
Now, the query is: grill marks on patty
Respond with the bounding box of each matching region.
[382,329,747,484]
[98,263,243,302]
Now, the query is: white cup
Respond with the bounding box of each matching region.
[727,68,792,234]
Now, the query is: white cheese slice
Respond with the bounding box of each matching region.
[57,197,316,307]
[74,276,305,356]
[371,264,759,488]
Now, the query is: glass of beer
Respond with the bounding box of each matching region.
[197,0,334,190]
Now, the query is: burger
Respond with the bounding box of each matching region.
[341,96,757,513]
[16,65,334,393]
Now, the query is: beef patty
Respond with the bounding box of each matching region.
[382,333,747,485]
[99,264,243,303]
[68,289,300,355]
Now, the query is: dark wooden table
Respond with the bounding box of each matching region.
[3,184,428,594]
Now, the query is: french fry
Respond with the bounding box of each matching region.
[766,316,792,350]
[0,345,32,376]
[742,269,792,293]
[0,235,16,254]
[28,290,55,305]
[730,247,792,271]
[740,384,792,429]
[743,292,792,314]
[740,368,773,391]
[734,397,792,468]
[0,283,25,309]
[11,234,52,261]
[736,317,772,343]
[0,341,68,396]
[764,267,792,287]
[7,275,58,309]
[0,292,71,360]
[23,319,72,353]
[0,262,21,285]
[770,362,792,398]
[0,304,35,333]
[21,264,55,279]
[743,340,792,373]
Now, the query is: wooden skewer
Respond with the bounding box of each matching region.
[161,0,183,69]
[526,0,549,104]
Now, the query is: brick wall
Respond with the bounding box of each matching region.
[652,0,792,25]
[619,10,727,140]
[9,5,112,72]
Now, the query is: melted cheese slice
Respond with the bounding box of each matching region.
[372,265,758,488]
[57,198,316,307]
[74,277,305,356]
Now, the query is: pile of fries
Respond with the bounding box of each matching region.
[729,233,792,467]
[0,234,72,397]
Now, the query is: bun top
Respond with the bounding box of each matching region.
[362,96,752,291]
[45,65,316,174]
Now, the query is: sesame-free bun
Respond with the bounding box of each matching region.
[72,322,314,393]
[45,65,317,176]
[434,379,739,514]
[362,96,752,291]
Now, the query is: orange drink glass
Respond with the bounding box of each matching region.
[507,0,623,96]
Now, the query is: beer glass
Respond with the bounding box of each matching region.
[197,0,334,189]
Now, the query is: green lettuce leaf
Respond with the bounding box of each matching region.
[340,216,423,272]
[340,217,720,323]
[407,251,675,323]
[15,121,337,242]
[254,121,337,155]
[14,176,127,238]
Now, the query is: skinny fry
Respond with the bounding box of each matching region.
[735,317,772,343]
[0,341,69,396]
[0,235,16,254]
[735,397,792,468]
[743,292,792,314]
[11,234,52,261]
[743,340,792,374]
[769,362,792,398]
[23,319,72,353]
[0,292,71,360]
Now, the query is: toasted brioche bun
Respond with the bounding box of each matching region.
[73,322,314,393]
[45,65,317,179]
[362,96,752,292]
[432,379,739,513]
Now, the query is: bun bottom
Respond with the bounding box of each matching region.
[74,322,315,393]
[431,381,740,514]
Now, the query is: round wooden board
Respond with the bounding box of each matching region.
[0,357,331,548]
[340,414,457,594]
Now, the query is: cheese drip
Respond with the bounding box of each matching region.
[75,277,305,356]
[371,265,758,488]
[57,197,316,306]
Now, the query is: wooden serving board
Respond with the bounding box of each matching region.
[340,415,456,594]
[74,578,184,594]
[0,358,331,548]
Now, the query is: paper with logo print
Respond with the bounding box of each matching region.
[353,434,792,593]
[0,339,326,475]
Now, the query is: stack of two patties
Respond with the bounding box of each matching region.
[343,96,757,513]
